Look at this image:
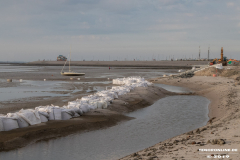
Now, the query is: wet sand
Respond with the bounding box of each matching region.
[121,67,240,160]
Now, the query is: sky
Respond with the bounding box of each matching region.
[0,0,240,61]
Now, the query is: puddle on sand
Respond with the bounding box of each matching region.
[154,83,192,93]
[0,95,210,160]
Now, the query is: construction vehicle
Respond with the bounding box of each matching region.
[227,59,239,65]
[210,47,227,66]
[210,58,218,65]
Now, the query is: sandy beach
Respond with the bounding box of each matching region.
[121,66,240,160]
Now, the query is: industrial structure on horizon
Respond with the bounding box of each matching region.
[57,55,67,61]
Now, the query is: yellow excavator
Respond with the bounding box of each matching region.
[210,47,227,66]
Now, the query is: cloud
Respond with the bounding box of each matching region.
[1,0,240,61]
[227,2,234,7]
[148,23,194,31]
[184,13,194,17]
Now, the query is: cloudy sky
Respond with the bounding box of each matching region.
[0,0,240,61]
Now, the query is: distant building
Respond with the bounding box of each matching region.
[57,55,67,61]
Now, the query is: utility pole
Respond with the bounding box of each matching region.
[208,46,210,60]
[199,46,201,60]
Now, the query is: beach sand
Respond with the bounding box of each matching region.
[121,67,240,160]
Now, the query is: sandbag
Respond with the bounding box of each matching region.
[49,108,62,120]
[61,111,72,120]
[0,117,5,131]
[18,109,41,125]
[1,118,19,131]
[97,101,103,109]
[78,109,83,116]
[102,101,108,109]
[79,104,90,113]
[64,104,82,115]
[38,113,48,123]
[7,113,29,128]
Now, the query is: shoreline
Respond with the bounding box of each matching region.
[121,74,240,159]
[20,60,209,68]
[0,86,177,152]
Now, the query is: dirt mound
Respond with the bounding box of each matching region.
[195,67,240,77]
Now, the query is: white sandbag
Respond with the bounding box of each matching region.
[79,109,83,115]
[39,113,48,123]
[89,101,98,109]
[49,108,62,120]
[97,101,103,109]
[64,104,82,115]
[39,114,48,122]
[79,104,90,113]
[61,111,72,120]
[7,113,29,128]
[1,117,19,131]
[38,111,49,118]
[18,109,41,125]
[102,101,108,109]
[72,112,80,117]
[0,117,5,131]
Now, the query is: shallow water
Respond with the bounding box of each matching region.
[0,80,72,101]
[0,95,210,160]
[0,66,178,102]
[154,83,192,93]
[0,66,39,72]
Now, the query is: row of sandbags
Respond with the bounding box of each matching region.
[0,107,84,132]
[113,77,151,87]
[0,77,151,132]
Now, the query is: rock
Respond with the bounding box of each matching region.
[151,148,157,152]
[211,139,218,144]
[186,131,194,135]
[173,140,179,144]
[217,139,225,145]
[133,153,138,157]
[147,152,151,156]
[192,141,196,144]
[235,76,240,81]
[196,129,201,134]
[235,82,240,85]
[223,127,228,130]
[210,139,225,145]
